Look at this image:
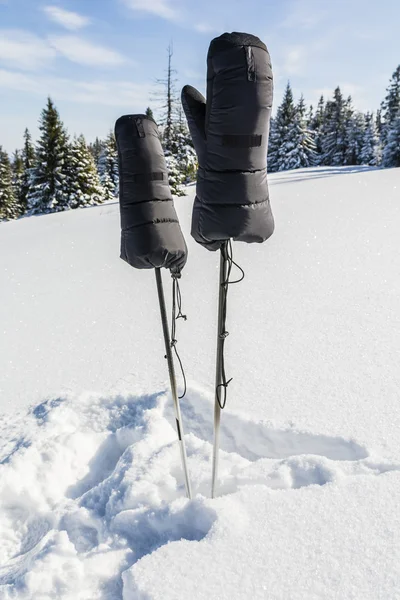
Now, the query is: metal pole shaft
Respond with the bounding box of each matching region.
[155,268,192,500]
[211,242,229,499]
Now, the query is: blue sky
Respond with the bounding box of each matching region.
[0,0,399,152]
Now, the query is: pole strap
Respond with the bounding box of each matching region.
[216,240,245,410]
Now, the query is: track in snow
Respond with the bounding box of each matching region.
[0,388,398,599]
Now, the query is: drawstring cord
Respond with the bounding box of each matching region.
[216,240,245,410]
[170,272,187,399]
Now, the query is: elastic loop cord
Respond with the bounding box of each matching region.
[216,240,244,410]
[171,272,187,399]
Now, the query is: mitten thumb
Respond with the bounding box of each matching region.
[181,85,206,165]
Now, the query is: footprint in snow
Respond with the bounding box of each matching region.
[164,388,398,496]
[0,388,398,599]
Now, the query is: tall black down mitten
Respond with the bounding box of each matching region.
[182,32,275,251]
[115,114,187,272]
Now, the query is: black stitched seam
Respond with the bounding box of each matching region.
[124,218,178,230]
[122,198,172,206]
[200,199,269,207]
[200,167,267,174]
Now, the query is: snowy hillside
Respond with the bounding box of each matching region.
[1,166,400,599]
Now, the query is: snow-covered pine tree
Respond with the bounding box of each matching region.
[67,135,105,208]
[26,98,71,214]
[344,101,365,166]
[268,82,297,172]
[164,129,186,196]
[306,104,314,126]
[309,95,325,164]
[360,113,382,166]
[267,115,275,168]
[160,109,197,196]
[88,138,104,168]
[283,95,316,170]
[12,150,25,216]
[321,87,347,165]
[382,114,400,167]
[174,106,197,182]
[381,65,400,143]
[0,147,19,221]
[98,132,119,201]
[375,109,383,137]
[21,128,35,211]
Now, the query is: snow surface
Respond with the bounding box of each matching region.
[0,165,400,599]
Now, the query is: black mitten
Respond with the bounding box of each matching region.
[115,115,187,272]
[182,32,274,251]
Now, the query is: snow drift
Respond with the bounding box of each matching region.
[1,166,400,599]
[1,386,398,599]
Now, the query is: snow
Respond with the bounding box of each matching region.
[1,165,400,599]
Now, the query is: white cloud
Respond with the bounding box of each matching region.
[0,29,128,71]
[122,0,181,21]
[48,35,127,67]
[194,22,219,34]
[43,6,91,30]
[0,30,56,71]
[0,68,151,107]
[282,46,307,76]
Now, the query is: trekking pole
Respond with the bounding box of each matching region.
[181,33,275,497]
[211,241,229,499]
[115,113,191,499]
[155,268,192,500]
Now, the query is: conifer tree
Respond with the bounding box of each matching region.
[155,43,192,195]
[267,119,279,171]
[89,137,104,168]
[68,135,105,208]
[164,150,185,195]
[12,150,25,216]
[284,95,316,169]
[382,114,400,167]
[0,147,18,220]
[381,65,400,142]
[308,95,325,164]
[21,128,35,212]
[175,107,197,181]
[321,87,347,165]
[153,44,179,147]
[306,104,314,127]
[344,103,365,166]
[360,113,382,166]
[159,106,197,196]
[27,98,71,214]
[375,109,383,136]
[98,132,119,200]
[268,82,296,172]
[163,120,188,197]
[145,106,155,120]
